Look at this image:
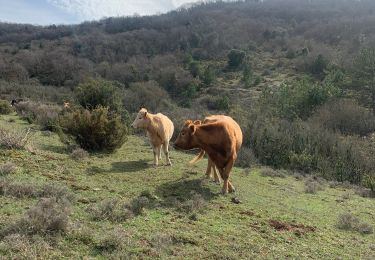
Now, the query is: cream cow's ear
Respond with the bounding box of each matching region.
[144,111,148,118]
[193,120,202,125]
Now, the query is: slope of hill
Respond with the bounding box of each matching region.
[0,114,374,259]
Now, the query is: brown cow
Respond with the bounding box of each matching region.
[174,116,243,194]
[131,108,174,166]
[189,115,235,184]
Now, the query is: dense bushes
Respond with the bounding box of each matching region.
[14,101,61,131]
[261,79,341,120]
[310,99,375,136]
[58,106,128,152]
[249,117,371,184]
[0,100,13,114]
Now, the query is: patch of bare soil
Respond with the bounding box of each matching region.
[269,220,316,236]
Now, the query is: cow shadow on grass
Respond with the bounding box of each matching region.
[40,144,67,155]
[86,160,150,175]
[136,178,220,215]
[110,160,149,173]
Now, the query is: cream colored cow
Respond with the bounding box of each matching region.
[131,108,174,166]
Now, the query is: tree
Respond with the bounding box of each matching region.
[242,63,253,88]
[227,49,246,70]
[202,66,215,86]
[353,48,375,113]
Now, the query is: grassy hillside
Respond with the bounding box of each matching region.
[0,114,374,259]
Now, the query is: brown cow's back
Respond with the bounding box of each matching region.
[204,115,242,154]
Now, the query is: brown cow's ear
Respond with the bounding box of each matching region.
[184,120,193,126]
[193,120,202,125]
[189,124,196,135]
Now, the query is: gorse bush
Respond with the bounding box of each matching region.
[0,100,13,114]
[75,78,123,112]
[59,106,128,152]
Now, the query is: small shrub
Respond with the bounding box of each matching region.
[336,213,360,230]
[88,199,134,222]
[0,127,31,149]
[1,198,71,237]
[227,49,246,70]
[304,178,324,194]
[259,167,286,178]
[0,180,73,201]
[308,54,328,77]
[58,106,128,152]
[70,148,89,160]
[0,100,13,114]
[286,49,296,59]
[356,223,374,234]
[130,196,150,215]
[336,213,373,234]
[0,162,17,175]
[178,192,206,214]
[95,227,128,252]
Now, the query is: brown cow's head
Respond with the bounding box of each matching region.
[174,120,199,150]
[131,108,150,129]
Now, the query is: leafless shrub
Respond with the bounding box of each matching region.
[70,148,89,160]
[14,101,61,131]
[304,177,326,194]
[95,227,129,253]
[178,192,207,214]
[0,127,32,149]
[1,198,71,237]
[149,233,174,256]
[336,213,373,234]
[0,161,17,175]
[0,180,73,201]
[337,213,360,230]
[0,234,54,259]
[259,167,286,178]
[356,223,374,234]
[88,199,134,222]
[355,187,374,198]
[0,180,38,198]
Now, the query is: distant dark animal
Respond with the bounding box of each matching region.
[11,99,24,106]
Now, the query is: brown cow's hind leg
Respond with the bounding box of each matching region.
[220,158,235,194]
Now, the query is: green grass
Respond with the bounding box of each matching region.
[0,114,374,259]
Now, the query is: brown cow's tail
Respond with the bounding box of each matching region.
[189,150,205,164]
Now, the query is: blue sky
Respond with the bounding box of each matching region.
[0,0,202,25]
